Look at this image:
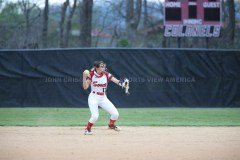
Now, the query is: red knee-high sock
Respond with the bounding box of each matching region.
[109,119,116,127]
[86,122,93,131]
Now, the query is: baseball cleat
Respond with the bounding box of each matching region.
[84,129,93,135]
[108,125,121,131]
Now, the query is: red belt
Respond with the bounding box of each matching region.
[92,91,105,95]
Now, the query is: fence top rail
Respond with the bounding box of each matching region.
[0,47,240,53]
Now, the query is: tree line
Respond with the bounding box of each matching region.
[0,0,239,49]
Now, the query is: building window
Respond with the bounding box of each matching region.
[189,5,197,19]
[165,8,182,21]
[204,8,220,21]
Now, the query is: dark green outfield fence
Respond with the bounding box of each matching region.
[0,48,240,107]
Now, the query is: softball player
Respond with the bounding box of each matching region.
[82,61,128,135]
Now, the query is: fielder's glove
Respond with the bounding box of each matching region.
[119,78,130,95]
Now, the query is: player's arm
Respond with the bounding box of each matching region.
[111,77,121,86]
[111,77,127,88]
[82,73,91,90]
[109,73,130,95]
[111,76,130,95]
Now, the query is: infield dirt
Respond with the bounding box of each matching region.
[0,127,240,160]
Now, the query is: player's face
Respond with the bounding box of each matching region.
[98,63,106,73]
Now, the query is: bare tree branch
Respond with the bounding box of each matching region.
[79,0,93,47]
[59,0,69,48]
[94,7,110,47]
[64,0,77,48]
[42,0,49,48]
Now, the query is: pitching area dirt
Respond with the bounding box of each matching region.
[0,127,240,160]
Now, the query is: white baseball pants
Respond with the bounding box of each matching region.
[88,93,119,124]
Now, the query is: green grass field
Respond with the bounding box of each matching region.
[0,108,240,126]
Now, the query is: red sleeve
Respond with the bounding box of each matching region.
[105,72,113,81]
